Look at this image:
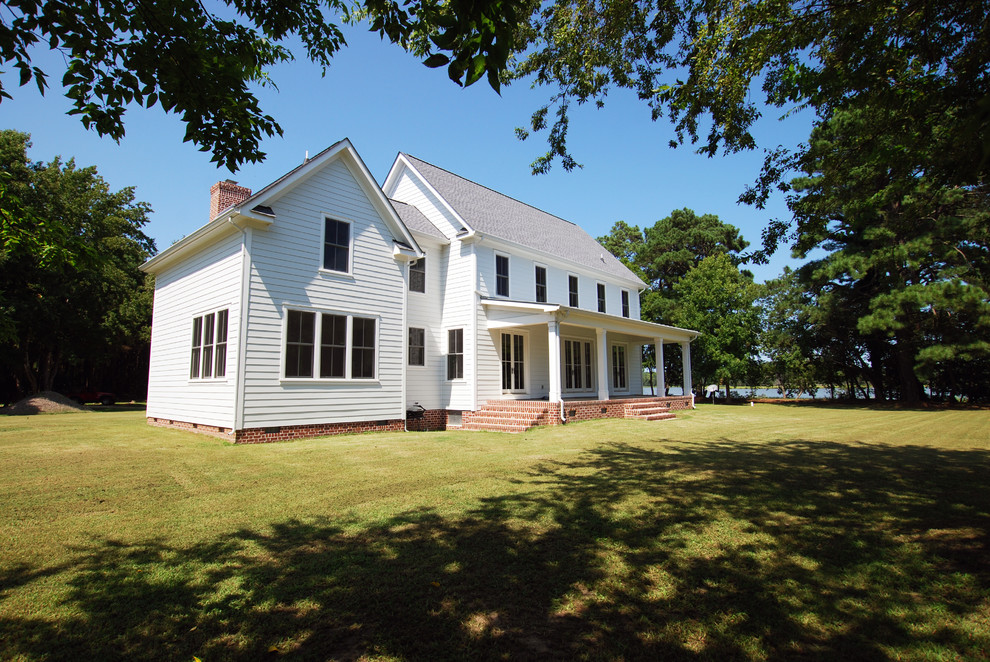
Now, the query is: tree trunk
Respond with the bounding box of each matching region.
[895,332,923,404]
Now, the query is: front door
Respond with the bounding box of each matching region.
[564,339,594,392]
[501,332,526,393]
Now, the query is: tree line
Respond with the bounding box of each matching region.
[0,130,155,403]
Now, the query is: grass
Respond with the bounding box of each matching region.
[1,404,989,661]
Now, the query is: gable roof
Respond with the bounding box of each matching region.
[142,139,423,274]
[397,154,644,286]
[390,199,447,241]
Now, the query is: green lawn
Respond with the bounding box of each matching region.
[1,404,989,661]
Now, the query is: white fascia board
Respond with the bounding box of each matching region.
[470,232,646,290]
[383,154,475,238]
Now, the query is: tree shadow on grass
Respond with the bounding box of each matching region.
[2,439,989,660]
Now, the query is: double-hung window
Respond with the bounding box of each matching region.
[621,290,630,318]
[409,258,426,293]
[408,327,425,366]
[495,253,509,297]
[535,265,547,303]
[323,217,351,273]
[447,329,464,379]
[190,309,229,379]
[284,309,377,380]
[597,283,607,313]
[568,275,579,307]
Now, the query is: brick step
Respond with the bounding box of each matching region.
[624,406,669,417]
[462,422,532,433]
[628,413,677,421]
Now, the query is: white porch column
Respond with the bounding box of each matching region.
[548,320,562,402]
[596,328,609,400]
[680,340,693,396]
[653,337,665,396]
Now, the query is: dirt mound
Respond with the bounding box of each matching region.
[2,391,92,415]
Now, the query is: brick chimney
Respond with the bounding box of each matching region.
[210,179,252,220]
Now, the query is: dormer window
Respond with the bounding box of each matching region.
[495,253,509,297]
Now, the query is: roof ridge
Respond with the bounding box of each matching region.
[402,153,578,227]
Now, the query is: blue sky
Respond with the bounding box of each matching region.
[1,24,815,282]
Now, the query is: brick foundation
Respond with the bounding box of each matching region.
[148,417,403,444]
[147,397,695,441]
[405,408,448,432]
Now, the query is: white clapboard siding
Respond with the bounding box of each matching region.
[439,240,475,410]
[390,168,461,238]
[406,240,446,409]
[146,230,243,427]
[239,157,406,428]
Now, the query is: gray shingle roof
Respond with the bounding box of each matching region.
[402,154,644,285]
[390,199,446,240]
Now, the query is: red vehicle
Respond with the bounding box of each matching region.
[66,390,116,406]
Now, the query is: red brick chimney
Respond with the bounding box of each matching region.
[210,179,252,220]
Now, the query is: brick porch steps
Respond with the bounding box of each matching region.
[622,400,677,421]
[463,397,687,433]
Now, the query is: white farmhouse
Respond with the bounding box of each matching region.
[142,140,698,442]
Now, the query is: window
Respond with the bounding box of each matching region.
[447,329,464,379]
[214,310,228,377]
[535,265,547,303]
[408,327,425,366]
[409,258,426,293]
[351,317,377,379]
[611,344,627,390]
[597,283,607,313]
[190,309,229,379]
[284,309,377,380]
[285,310,316,378]
[495,253,509,297]
[621,290,630,318]
[569,275,579,307]
[323,217,350,273]
[320,314,346,378]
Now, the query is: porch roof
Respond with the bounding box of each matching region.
[480,298,700,343]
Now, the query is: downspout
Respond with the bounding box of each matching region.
[401,256,410,432]
[228,216,251,435]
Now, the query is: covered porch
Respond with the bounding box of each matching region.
[475,299,699,431]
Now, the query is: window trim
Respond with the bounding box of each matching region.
[568,273,580,308]
[409,257,426,294]
[621,289,631,318]
[447,328,465,381]
[189,308,230,381]
[596,282,607,314]
[408,326,426,367]
[562,335,596,393]
[534,264,548,303]
[280,305,380,383]
[495,252,510,298]
[319,215,354,276]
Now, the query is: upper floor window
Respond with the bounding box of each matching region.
[568,275,579,307]
[447,328,464,379]
[284,308,377,380]
[495,253,509,297]
[191,309,229,380]
[535,265,547,303]
[621,290,630,318]
[597,283,607,313]
[323,217,350,273]
[409,258,426,293]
